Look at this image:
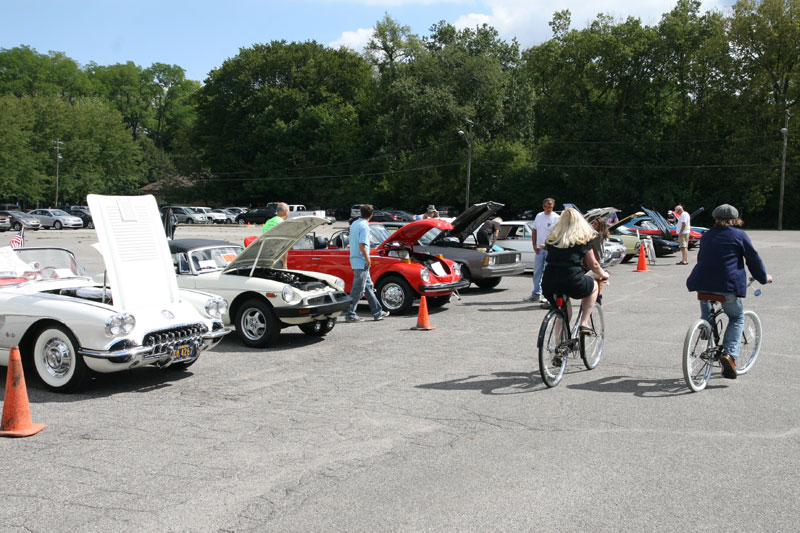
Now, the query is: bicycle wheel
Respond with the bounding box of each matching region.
[538,311,569,388]
[683,319,714,392]
[580,304,605,370]
[735,310,762,375]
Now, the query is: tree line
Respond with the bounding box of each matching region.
[0,0,797,228]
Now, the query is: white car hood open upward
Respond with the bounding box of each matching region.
[87,194,179,310]
[225,216,325,273]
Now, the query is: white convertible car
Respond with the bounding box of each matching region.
[169,216,351,348]
[0,195,230,392]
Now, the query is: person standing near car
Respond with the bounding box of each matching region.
[262,202,289,233]
[477,217,501,250]
[686,204,771,378]
[345,204,389,322]
[524,198,560,303]
[675,205,691,265]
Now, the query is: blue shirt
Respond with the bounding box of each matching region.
[686,227,767,297]
[349,218,371,270]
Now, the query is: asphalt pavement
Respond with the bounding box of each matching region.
[1,225,798,531]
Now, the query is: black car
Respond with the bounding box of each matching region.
[236,207,276,225]
[66,207,94,229]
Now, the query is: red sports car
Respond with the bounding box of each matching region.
[288,219,469,314]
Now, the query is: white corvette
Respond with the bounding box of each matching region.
[0,195,230,392]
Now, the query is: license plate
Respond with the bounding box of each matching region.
[171,344,196,363]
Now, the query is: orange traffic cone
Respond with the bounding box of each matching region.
[410,296,436,331]
[633,243,651,272]
[0,346,45,438]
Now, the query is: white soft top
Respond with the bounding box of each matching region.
[87,194,179,310]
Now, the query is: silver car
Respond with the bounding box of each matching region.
[0,210,42,231]
[0,214,10,232]
[162,206,211,224]
[28,208,84,229]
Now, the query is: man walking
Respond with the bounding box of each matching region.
[262,202,289,233]
[345,204,389,322]
[674,205,691,265]
[524,198,560,303]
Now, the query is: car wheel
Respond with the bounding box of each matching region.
[475,277,502,289]
[237,219,245,225]
[234,297,280,348]
[427,294,451,308]
[376,275,415,315]
[30,325,88,392]
[13,222,21,231]
[54,221,62,230]
[87,221,94,229]
[225,219,232,224]
[184,218,193,224]
[459,264,472,288]
[298,318,336,336]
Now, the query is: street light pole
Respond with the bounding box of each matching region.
[778,110,790,230]
[53,139,63,206]
[458,120,473,211]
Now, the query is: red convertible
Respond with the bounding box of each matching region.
[288,219,469,314]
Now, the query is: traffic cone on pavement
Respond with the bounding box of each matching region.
[410,296,436,331]
[633,243,651,272]
[0,346,45,438]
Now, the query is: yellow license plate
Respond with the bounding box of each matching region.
[171,344,196,363]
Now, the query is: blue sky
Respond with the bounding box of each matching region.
[3,0,728,82]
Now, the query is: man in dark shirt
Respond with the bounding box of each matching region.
[477,218,501,249]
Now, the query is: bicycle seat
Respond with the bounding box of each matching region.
[697,292,726,302]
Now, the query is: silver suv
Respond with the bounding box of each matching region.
[161,206,210,224]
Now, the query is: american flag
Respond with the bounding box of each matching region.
[9,227,24,248]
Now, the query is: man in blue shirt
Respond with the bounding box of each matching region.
[345,204,389,322]
[686,204,771,378]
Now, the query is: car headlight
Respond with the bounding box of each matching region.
[483,256,497,266]
[105,313,135,336]
[453,262,461,278]
[204,297,228,318]
[281,285,296,303]
[333,277,345,290]
[420,268,430,282]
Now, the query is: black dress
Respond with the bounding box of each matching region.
[541,241,594,301]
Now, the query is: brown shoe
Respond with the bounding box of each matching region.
[720,353,737,379]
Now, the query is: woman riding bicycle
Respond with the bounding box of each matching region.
[542,208,609,333]
[686,204,771,379]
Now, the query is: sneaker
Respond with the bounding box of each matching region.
[373,311,390,321]
[537,295,548,304]
[719,353,738,379]
[345,316,365,323]
[523,294,540,303]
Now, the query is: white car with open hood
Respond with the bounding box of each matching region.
[169,216,351,348]
[0,194,230,392]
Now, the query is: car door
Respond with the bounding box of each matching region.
[31,210,53,227]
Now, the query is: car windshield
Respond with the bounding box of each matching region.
[369,225,391,246]
[10,248,87,279]
[418,227,443,246]
[184,207,198,214]
[187,246,242,272]
[6,211,28,217]
[51,209,70,216]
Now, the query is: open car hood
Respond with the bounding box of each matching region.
[87,194,180,310]
[225,216,325,272]
[641,206,673,239]
[434,201,503,243]
[381,218,454,247]
[584,207,621,222]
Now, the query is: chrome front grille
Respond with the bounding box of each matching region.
[307,291,349,306]
[143,323,208,359]
[496,252,520,265]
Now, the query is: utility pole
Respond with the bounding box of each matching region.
[53,139,64,206]
[778,110,791,230]
[458,120,474,211]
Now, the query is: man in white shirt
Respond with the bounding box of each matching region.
[524,198,560,303]
[674,205,691,265]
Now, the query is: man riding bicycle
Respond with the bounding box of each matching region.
[686,204,771,379]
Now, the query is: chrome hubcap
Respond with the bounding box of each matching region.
[242,309,266,340]
[42,338,72,378]
[381,284,405,310]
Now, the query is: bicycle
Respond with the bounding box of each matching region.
[682,278,767,392]
[537,282,605,388]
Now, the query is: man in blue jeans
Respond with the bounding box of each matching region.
[524,198,559,303]
[686,204,771,378]
[345,204,390,322]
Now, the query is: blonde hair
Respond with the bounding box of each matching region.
[546,208,596,248]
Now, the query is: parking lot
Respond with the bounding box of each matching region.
[2,225,799,531]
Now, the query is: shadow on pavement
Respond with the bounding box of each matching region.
[416,371,548,395]
[566,374,728,397]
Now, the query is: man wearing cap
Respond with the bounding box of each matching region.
[686,204,772,379]
[674,205,691,265]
